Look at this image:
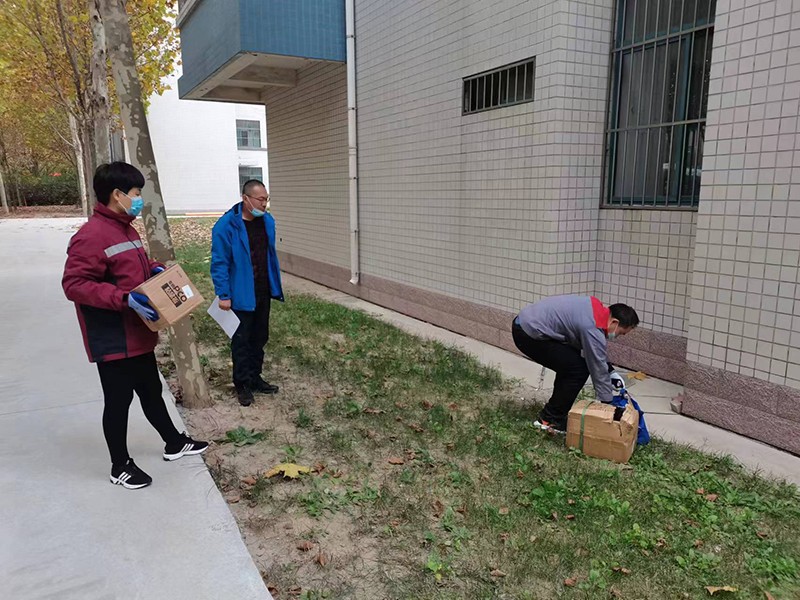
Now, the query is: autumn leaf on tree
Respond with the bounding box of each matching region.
[264,463,312,479]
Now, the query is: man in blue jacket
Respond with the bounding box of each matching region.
[211,179,284,406]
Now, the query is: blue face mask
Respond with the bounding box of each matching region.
[123,192,144,217]
[245,195,266,218]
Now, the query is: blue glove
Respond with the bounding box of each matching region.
[128,292,159,321]
[151,265,165,275]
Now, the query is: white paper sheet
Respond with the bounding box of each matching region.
[207,296,240,339]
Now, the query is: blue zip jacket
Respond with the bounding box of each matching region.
[210,202,284,310]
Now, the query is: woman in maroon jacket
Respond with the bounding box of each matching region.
[62,162,207,489]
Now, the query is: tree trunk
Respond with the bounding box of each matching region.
[69,113,90,217]
[89,0,111,167]
[99,0,211,409]
[0,165,9,215]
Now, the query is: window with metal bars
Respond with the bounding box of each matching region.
[238,166,263,190]
[604,0,715,208]
[236,119,262,149]
[463,58,535,115]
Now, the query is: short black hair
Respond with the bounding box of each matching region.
[242,179,266,196]
[93,162,145,205]
[610,303,640,328]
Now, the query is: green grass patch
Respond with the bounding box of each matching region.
[176,224,800,599]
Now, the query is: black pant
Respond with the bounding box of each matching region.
[232,297,271,389]
[512,321,590,429]
[96,352,182,468]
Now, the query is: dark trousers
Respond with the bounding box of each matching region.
[512,321,590,428]
[96,352,182,468]
[232,297,271,389]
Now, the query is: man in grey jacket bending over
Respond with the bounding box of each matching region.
[512,295,640,434]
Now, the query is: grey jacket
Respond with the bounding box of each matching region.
[517,295,613,403]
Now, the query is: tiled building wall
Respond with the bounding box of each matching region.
[262,63,350,269]
[356,0,615,312]
[597,210,697,336]
[683,0,800,454]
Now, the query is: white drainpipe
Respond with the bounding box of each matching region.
[346,0,360,285]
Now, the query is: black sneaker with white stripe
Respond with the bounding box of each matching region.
[163,432,209,461]
[110,459,152,490]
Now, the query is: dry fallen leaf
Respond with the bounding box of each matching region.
[566,514,576,521]
[764,592,776,600]
[316,552,330,567]
[296,541,315,552]
[499,507,510,515]
[447,402,458,410]
[264,463,312,479]
[394,402,408,409]
[705,586,738,595]
[489,568,507,577]
[696,488,706,495]
[516,469,525,479]
[363,407,384,414]
[240,475,257,486]
[564,577,578,587]
[694,539,705,548]
[312,463,326,474]
[225,494,241,504]
[387,457,405,465]
[446,442,455,451]
[288,585,302,596]
[405,450,417,460]
[705,493,719,502]
[757,531,769,540]
[610,586,623,598]
[422,400,433,409]
[499,532,510,542]
[409,423,424,433]
[551,512,559,521]
[389,519,400,528]
[629,371,648,380]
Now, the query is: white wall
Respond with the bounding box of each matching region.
[146,65,267,214]
[235,104,270,192]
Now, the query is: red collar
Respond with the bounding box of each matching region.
[590,297,610,333]
[94,202,136,226]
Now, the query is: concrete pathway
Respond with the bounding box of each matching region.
[285,274,800,487]
[0,219,272,600]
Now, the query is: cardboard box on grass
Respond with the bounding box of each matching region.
[566,399,639,464]
[133,264,204,332]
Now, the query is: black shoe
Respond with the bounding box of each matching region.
[110,459,152,490]
[236,385,254,406]
[252,378,279,394]
[163,432,209,461]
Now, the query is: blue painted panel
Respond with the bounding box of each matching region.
[178,0,241,97]
[239,0,346,62]
[179,0,345,98]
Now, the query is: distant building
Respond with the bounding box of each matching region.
[114,63,269,215]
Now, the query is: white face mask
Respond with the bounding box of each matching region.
[608,323,618,341]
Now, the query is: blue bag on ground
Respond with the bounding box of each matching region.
[608,392,650,445]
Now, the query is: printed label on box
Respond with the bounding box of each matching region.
[161,281,188,308]
[182,285,194,299]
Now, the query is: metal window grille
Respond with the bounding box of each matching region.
[604,0,715,208]
[463,58,535,115]
[238,166,263,190]
[236,120,262,149]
